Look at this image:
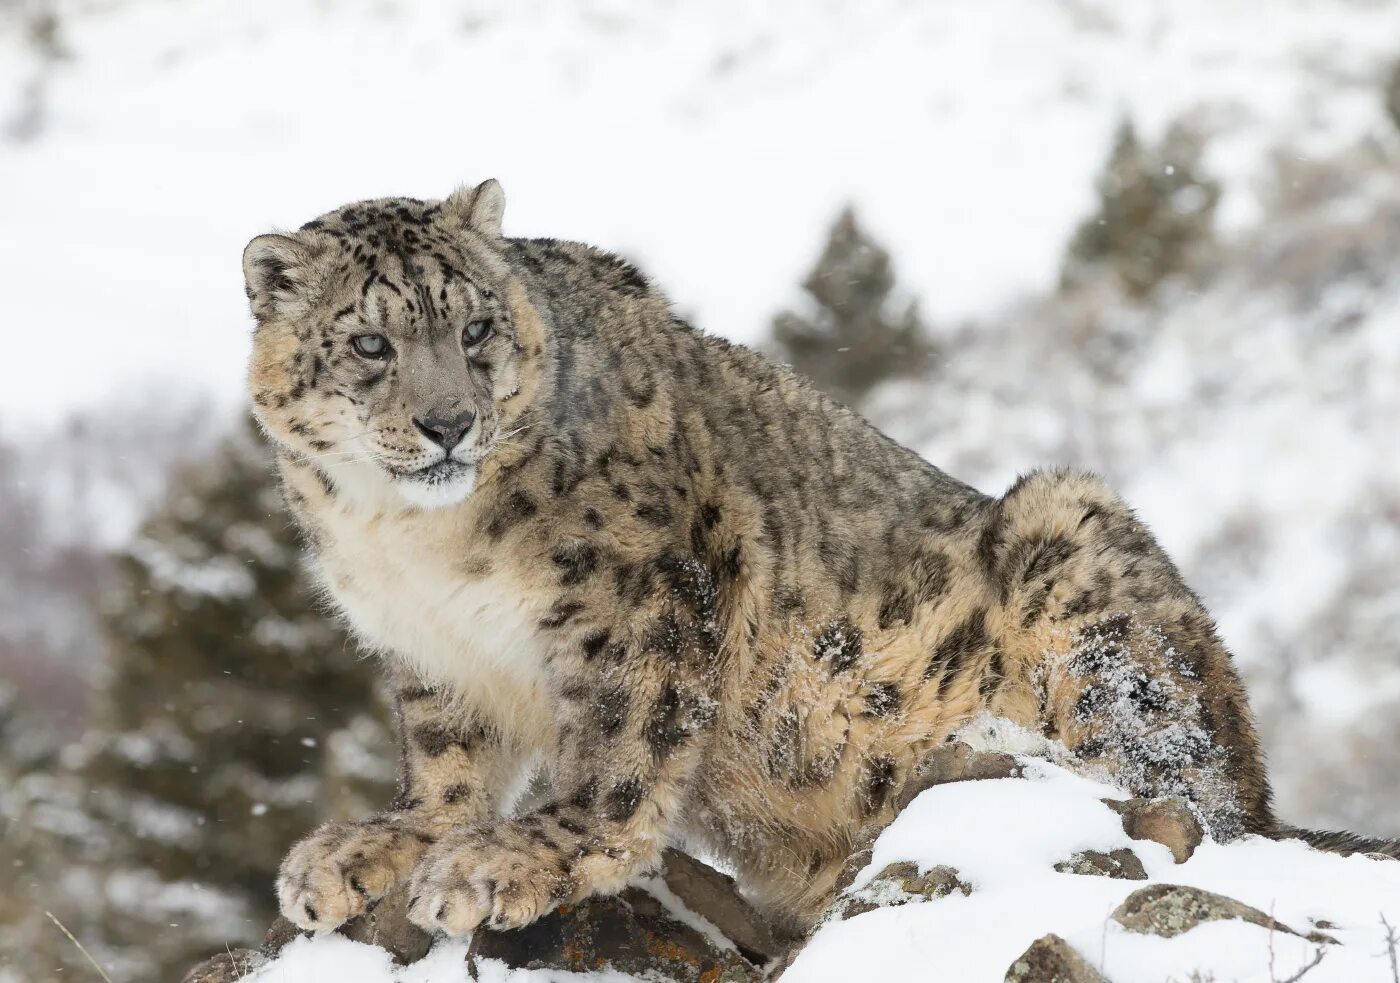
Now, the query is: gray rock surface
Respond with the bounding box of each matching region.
[660,847,786,963]
[467,885,759,982]
[1053,848,1147,880]
[1110,883,1333,942]
[189,852,772,982]
[262,883,433,966]
[837,861,972,920]
[179,948,263,983]
[1103,797,1203,864]
[1004,933,1109,983]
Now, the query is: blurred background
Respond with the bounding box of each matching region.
[3,0,1400,979]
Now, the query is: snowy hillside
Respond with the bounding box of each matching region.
[241,749,1400,983]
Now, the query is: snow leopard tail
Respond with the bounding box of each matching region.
[1273,825,1400,860]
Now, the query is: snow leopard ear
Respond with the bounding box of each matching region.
[445,179,506,237]
[242,233,318,321]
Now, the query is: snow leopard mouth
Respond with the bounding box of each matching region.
[398,458,474,485]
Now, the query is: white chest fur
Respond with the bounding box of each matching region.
[310,500,553,746]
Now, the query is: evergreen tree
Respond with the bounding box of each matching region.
[771,207,935,409]
[1062,119,1220,298]
[73,422,394,980]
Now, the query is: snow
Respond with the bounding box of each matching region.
[251,935,469,983]
[788,760,1400,983]
[246,754,1400,981]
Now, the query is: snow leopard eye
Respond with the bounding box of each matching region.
[350,334,391,359]
[463,318,494,348]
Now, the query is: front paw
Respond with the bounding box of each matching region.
[407,823,574,936]
[277,820,430,933]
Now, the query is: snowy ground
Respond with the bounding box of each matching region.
[791,762,1400,983]
[248,758,1400,982]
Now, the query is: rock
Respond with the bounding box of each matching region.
[871,861,971,902]
[1103,797,1203,864]
[837,861,972,920]
[1053,848,1147,880]
[262,914,303,958]
[1004,933,1109,983]
[897,742,1024,811]
[467,886,760,982]
[342,884,435,964]
[660,848,786,964]
[180,948,263,983]
[830,844,876,895]
[828,743,1018,901]
[192,852,765,982]
[1111,884,1321,941]
[262,884,432,966]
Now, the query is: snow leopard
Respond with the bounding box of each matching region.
[241,180,1396,942]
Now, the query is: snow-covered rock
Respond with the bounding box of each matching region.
[202,747,1400,982]
[786,756,1400,983]
[187,849,772,983]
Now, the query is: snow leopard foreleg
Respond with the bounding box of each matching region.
[277,671,519,932]
[408,561,722,936]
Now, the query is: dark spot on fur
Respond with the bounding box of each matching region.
[864,681,902,717]
[605,778,644,823]
[774,585,805,616]
[389,793,423,813]
[570,777,599,810]
[766,712,799,779]
[861,755,897,816]
[644,685,688,758]
[581,630,611,661]
[413,722,473,757]
[813,617,863,673]
[980,647,1005,698]
[526,827,559,849]
[635,501,672,527]
[485,491,538,540]
[552,542,600,586]
[593,685,629,737]
[976,508,1003,575]
[1021,582,1052,629]
[1021,536,1078,584]
[819,536,860,595]
[625,380,656,407]
[644,612,683,659]
[313,467,337,497]
[925,608,990,680]
[704,541,735,582]
[539,599,584,629]
[878,586,915,630]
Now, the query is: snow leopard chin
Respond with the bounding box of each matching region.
[393,463,477,510]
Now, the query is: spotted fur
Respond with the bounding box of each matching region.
[245,181,1388,942]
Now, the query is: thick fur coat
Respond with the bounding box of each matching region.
[241,181,1394,942]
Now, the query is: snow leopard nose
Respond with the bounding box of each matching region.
[413,409,476,451]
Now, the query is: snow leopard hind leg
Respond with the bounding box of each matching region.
[980,468,1274,841]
